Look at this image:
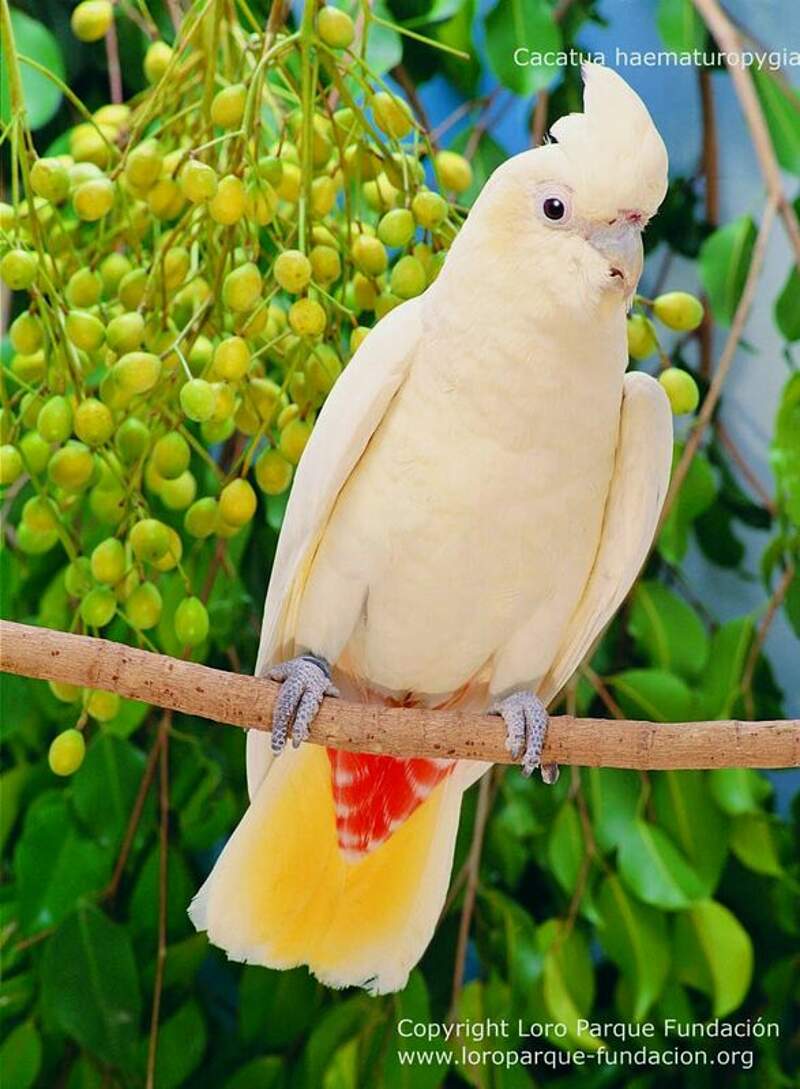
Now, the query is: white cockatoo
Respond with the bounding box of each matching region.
[190,63,672,995]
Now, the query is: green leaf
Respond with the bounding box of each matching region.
[239,966,319,1050]
[480,888,543,1007]
[539,921,603,1051]
[138,1001,206,1089]
[784,569,800,638]
[699,215,757,326]
[365,2,403,76]
[547,802,584,894]
[730,814,783,876]
[0,1020,41,1089]
[223,1057,285,1089]
[658,448,718,563]
[609,668,693,722]
[484,0,562,95]
[431,0,480,97]
[15,793,111,934]
[42,903,141,1070]
[0,11,65,131]
[656,0,705,51]
[708,767,772,816]
[73,735,148,852]
[771,372,800,525]
[651,772,729,895]
[0,763,33,854]
[617,820,705,910]
[453,977,514,1087]
[775,267,800,341]
[142,932,208,994]
[129,846,193,940]
[0,971,35,1022]
[301,996,372,1088]
[628,581,709,679]
[696,617,754,718]
[586,769,642,852]
[597,875,669,1020]
[673,900,753,1016]
[753,69,800,175]
[384,970,448,1089]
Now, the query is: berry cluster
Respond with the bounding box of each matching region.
[1,2,473,774]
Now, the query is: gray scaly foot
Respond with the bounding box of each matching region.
[267,654,339,754]
[490,690,559,783]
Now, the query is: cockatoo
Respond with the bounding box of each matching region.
[190,63,672,994]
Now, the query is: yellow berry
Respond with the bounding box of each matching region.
[85,689,120,722]
[73,177,114,221]
[378,208,415,248]
[390,255,426,299]
[0,249,37,291]
[124,139,163,192]
[144,40,173,84]
[0,444,24,485]
[147,178,185,221]
[10,313,44,354]
[74,399,113,446]
[38,396,73,443]
[152,432,190,479]
[350,326,370,354]
[208,175,246,225]
[371,92,413,139]
[211,84,247,129]
[80,585,116,626]
[434,150,473,194]
[289,298,326,337]
[352,235,388,276]
[30,158,70,203]
[317,7,355,49]
[91,537,126,584]
[180,378,216,422]
[411,189,447,229]
[151,527,182,572]
[107,311,145,353]
[255,448,293,495]
[213,337,250,380]
[71,0,113,41]
[309,244,341,285]
[49,680,82,703]
[184,497,218,539]
[659,368,700,415]
[49,730,86,776]
[653,292,705,333]
[279,418,312,465]
[22,496,58,533]
[160,470,196,510]
[223,262,262,312]
[66,309,106,352]
[129,518,171,562]
[180,159,218,203]
[274,249,312,294]
[219,477,257,527]
[125,582,163,629]
[67,267,103,307]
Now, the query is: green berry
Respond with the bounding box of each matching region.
[626,314,658,360]
[390,255,426,299]
[73,177,114,221]
[114,351,162,394]
[211,84,247,128]
[30,157,71,204]
[174,596,209,646]
[434,149,473,194]
[48,441,94,491]
[152,432,190,479]
[66,309,106,352]
[66,557,93,597]
[0,249,37,291]
[125,582,163,630]
[371,92,413,139]
[107,312,145,354]
[352,235,388,276]
[0,444,24,485]
[659,368,700,415]
[144,40,173,84]
[129,517,171,562]
[10,313,44,354]
[180,379,217,422]
[184,496,218,538]
[49,680,82,703]
[180,160,218,203]
[22,495,58,533]
[91,537,126,583]
[67,267,103,308]
[85,689,119,721]
[378,208,415,248]
[160,470,196,510]
[411,189,447,229]
[80,585,117,627]
[115,417,150,464]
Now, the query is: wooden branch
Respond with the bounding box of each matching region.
[1,621,797,769]
[692,0,800,267]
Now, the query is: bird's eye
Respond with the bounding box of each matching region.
[543,197,566,221]
[535,187,573,227]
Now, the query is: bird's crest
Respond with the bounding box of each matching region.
[550,63,668,219]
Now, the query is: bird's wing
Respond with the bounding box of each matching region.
[537,370,673,707]
[247,298,423,794]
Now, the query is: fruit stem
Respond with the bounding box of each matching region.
[298,0,318,254]
[0,0,27,124]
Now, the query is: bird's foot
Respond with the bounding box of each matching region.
[490,690,559,783]
[267,654,339,755]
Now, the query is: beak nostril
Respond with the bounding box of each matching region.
[610,267,625,280]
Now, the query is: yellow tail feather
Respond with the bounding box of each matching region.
[189,744,466,993]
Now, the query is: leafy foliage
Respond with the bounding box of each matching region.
[1,1,798,1088]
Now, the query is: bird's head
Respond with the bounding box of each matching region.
[462,64,668,311]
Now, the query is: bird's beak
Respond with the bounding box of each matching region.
[586,221,643,299]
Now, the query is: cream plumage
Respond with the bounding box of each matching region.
[190,63,673,994]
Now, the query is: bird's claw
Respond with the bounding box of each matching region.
[489,690,559,783]
[267,654,339,755]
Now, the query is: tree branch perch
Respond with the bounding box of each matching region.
[0,621,797,769]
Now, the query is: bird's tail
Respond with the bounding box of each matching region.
[188,742,467,994]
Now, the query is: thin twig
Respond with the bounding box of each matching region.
[103,726,164,901]
[692,0,800,267]
[145,712,171,1089]
[449,773,492,1019]
[660,197,777,527]
[741,565,795,718]
[390,63,432,137]
[698,65,719,378]
[716,419,777,517]
[104,16,123,104]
